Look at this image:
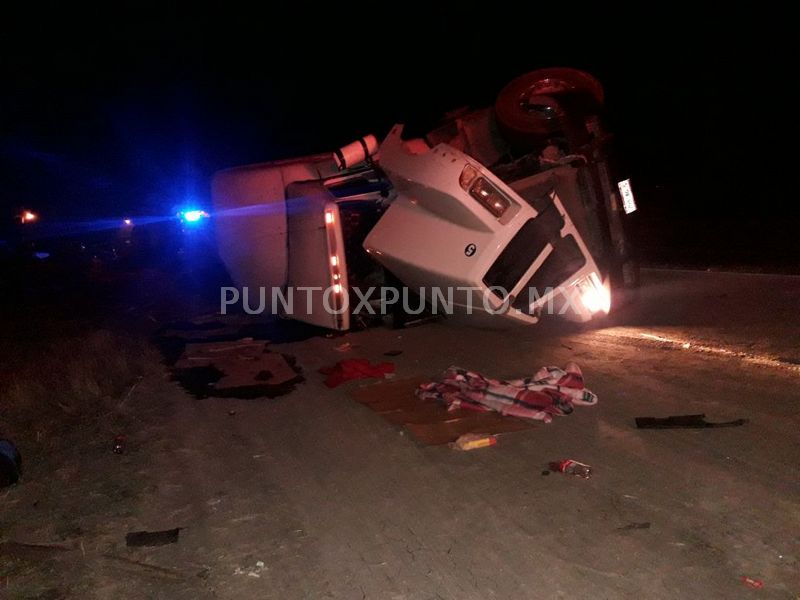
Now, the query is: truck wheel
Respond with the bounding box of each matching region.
[495,68,604,149]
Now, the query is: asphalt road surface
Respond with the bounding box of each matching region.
[5,269,800,598]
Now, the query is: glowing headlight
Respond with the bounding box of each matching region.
[574,272,611,314]
[459,165,511,218]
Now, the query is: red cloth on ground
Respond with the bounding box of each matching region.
[319,358,395,388]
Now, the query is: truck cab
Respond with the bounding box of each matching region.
[212,68,636,330]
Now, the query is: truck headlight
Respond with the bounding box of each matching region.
[574,272,610,314]
[459,165,511,218]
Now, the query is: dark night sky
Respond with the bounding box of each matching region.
[1,4,796,266]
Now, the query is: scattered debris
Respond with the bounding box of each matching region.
[350,378,535,445]
[418,363,597,423]
[0,439,22,487]
[173,338,264,369]
[171,338,304,398]
[234,560,267,578]
[450,433,497,451]
[383,350,403,357]
[215,353,301,390]
[635,414,748,429]
[125,528,181,547]
[740,576,764,589]
[334,342,355,352]
[618,522,651,531]
[113,435,126,455]
[550,459,593,478]
[319,358,395,388]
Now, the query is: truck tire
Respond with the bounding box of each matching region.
[495,68,604,149]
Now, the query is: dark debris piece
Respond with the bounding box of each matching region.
[635,414,748,429]
[125,528,181,547]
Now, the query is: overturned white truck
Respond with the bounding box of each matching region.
[213,68,637,330]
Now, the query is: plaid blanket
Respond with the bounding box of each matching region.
[417,363,598,423]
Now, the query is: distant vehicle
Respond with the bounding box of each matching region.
[212,68,637,330]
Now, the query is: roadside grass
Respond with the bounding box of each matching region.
[0,259,215,596]
[1,328,161,439]
[0,326,163,597]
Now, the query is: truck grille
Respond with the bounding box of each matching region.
[482,200,564,293]
[511,234,586,314]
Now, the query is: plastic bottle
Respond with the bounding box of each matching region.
[552,459,592,478]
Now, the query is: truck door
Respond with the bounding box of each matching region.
[284,181,350,330]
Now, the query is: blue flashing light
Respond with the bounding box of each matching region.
[179,209,210,224]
